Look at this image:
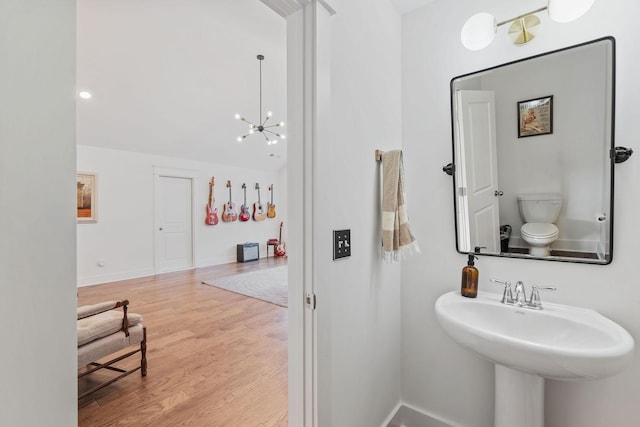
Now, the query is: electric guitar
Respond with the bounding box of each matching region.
[275,221,286,256]
[267,184,276,218]
[221,180,238,222]
[252,183,267,221]
[239,183,250,222]
[205,177,219,225]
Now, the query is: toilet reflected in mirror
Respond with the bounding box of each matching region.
[517,193,562,257]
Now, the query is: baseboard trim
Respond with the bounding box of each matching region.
[77,268,156,287]
[384,403,456,427]
[381,402,404,427]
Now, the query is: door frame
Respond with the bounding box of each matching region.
[260,1,334,426]
[153,166,197,274]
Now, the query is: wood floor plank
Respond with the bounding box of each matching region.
[78,257,288,426]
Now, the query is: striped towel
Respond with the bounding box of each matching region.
[381,150,419,263]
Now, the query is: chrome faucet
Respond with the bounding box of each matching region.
[490,278,513,304]
[513,281,527,306]
[491,278,556,310]
[528,285,558,309]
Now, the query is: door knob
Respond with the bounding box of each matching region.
[494,190,504,196]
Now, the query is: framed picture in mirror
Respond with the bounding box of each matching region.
[77,172,97,223]
[518,95,553,138]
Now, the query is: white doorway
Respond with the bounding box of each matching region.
[154,168,195,273]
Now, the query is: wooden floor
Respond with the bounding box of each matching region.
[77,257,288,427]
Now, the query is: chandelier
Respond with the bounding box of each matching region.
[235,54,285,145]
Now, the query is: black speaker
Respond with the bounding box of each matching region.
[237,243,259,262]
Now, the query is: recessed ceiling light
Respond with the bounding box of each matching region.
[78,91,92,100]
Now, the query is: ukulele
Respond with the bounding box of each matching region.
[239,183,250,222]
[252,183,267,221]
[275,221,286,256]
[205,177,219,225]
[267,184,276,218]
[221,180,238,222]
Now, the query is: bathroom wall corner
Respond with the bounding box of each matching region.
[385,404,455,427]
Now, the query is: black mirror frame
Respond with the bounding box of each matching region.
[448,36,618,265]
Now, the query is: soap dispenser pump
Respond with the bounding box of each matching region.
[461,247,482,298]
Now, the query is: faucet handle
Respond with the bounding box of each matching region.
[490,278,513,304]
[528,285,557,309]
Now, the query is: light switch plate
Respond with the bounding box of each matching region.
[333,229,351,260]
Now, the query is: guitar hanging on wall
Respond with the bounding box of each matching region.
[239,183,250,222]
[267,184,276,219]
[275,221,286,256]
[221,180,238,222]
[205,177,219,225]
[253,183,267,221]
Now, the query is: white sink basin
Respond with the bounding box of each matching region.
[435,290,634,380]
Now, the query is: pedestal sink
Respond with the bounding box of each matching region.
[435,291,634,427]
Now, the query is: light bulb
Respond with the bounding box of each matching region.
[249,129,254,134]
[547,0,595,23]
[78,91,92,100]
[267,111,273,117]
[461,12,497,51]
[281,135,286,139]
[237,137,242,142]
[234,113,241,120]
[279,121,285,127]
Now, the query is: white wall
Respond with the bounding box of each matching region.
[316,0,404,426]
[0,0,78,425]
[402,1,640,426]
[77,145,286,286]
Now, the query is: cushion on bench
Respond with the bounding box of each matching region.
[77,310,143,346]
[77,301,118,320]
[77,324,145,367]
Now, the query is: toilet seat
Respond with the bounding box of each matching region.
[521,222,559,239]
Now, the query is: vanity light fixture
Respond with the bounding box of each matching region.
[461,0,596,51]
[235,55,285,145]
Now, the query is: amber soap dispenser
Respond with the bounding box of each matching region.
[461,252,479,298]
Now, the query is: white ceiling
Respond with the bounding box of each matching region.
[76,0,288,171]
[76,0,437,171]
[389,0,436,14]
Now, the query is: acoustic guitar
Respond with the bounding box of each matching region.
[267,184,276,218]
[205,177,219,225]
[239,183,250,222]
[252,183,267,221]
[221,180,238,222]
[275,221,286,256]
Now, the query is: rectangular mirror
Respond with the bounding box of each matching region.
[450,37,615,264]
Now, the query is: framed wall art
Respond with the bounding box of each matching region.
[77,172,97,223]
[518,95,553,138]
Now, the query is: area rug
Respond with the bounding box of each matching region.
[201,265,288,307]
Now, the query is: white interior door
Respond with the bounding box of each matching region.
[456,90,500,253]
[156,175,194,273]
